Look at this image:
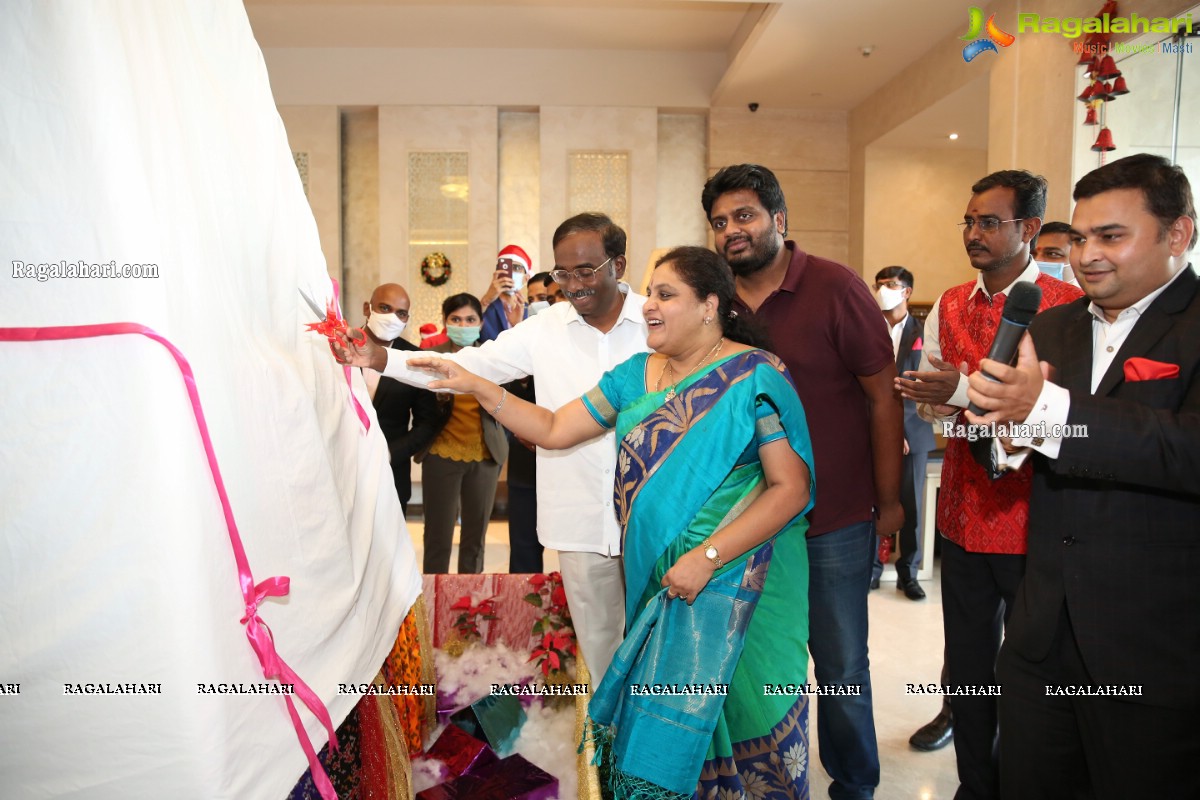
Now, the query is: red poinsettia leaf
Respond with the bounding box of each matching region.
[541,659,551,676]
[450,596,473,610]
[550,586,567,607]
[529,574,548,588]
[548,651,560,670]
[547,571,561,583]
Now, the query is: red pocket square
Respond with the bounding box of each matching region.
[912,337,923,351]
[1123,357,1180,382]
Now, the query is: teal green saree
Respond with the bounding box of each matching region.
[581,349,814,800]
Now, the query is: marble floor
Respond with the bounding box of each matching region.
[407,519,960,800]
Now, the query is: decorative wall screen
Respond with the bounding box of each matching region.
[408,152,469,334]
[568,151,630,231]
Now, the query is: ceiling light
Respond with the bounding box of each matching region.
[948,133,959,140]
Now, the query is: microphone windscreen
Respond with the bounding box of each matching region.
[1001,281,1042,326]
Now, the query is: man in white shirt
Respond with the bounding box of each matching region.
[343,213,648,685]
[964,153,1200,800]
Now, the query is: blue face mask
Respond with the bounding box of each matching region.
[446,325,481,347]
[1035,261,1068,280]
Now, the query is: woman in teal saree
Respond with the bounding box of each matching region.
[407,246,814,799]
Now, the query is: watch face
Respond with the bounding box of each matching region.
[705,546,718,560]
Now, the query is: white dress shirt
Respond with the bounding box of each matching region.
[382,285,649,554]
[888,314,908,359]
[1008,264,1191,461]
[917,259,1044,422]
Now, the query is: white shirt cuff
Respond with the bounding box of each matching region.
[381,349,444,389]
[1010,380,1071,460]
[993,439,1032,471]
[947,373,970,410]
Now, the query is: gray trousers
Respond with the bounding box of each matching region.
[420,454,501,574]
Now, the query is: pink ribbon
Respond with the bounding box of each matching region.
[329,278,372,433]
[0,323,340,800]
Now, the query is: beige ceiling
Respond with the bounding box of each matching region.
[245,0,979,113]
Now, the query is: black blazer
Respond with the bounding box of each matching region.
[1013,267,1200,707]
[372,338,441,506]
[897,314,936,455]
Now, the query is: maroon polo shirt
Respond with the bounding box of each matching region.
[732,242,894,536]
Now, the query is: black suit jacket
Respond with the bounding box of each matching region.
[897,314,936,454]
[1013,267,1200,707]
[372,338,440,507]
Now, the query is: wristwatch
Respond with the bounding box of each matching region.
[702,537,723,569]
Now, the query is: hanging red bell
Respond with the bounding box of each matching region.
[1083,106,1099,125]
[1078,83,1096,102]
[1095,81,1114,100]
[1078,49,1094,66]
[1096,55,1121,80]
[1091,127,1116,152]
[1086,55,1102,76]
[1109,76,1130,96]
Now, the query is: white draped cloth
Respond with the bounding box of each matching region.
[0,2,420,797]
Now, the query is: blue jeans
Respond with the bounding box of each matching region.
[808,520,880,800]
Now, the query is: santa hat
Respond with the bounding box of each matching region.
[418,323,439,340]
[497,244,531,271]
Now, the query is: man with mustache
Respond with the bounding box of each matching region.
[897,170,1081,799]
[702,164,903,800]
[339,213,648,686]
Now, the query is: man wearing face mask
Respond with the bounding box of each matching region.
[1032,221,1080,288]
[361,283,441,516]
[480,244,532,343]
[869,267,934,601]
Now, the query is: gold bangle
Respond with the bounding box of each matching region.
[491,387,507,416]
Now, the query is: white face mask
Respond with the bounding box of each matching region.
[1035,261,1068,281]
[366,311,407,342]
[509,269,527,293]
[875,285,907,311]
[527,300,550,316]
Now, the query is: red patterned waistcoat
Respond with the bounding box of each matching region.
[937,274,1084,553]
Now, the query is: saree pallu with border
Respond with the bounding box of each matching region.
[582,350,815,799]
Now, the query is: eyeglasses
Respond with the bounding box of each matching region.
[550,256,614,285]
[874,280,908,290]
[958,217,1024,233]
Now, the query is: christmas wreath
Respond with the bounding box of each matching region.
[420,252,452,287]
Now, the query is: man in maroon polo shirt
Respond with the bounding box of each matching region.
[702,164,903,800]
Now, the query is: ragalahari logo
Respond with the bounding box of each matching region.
[961,7,1015,62]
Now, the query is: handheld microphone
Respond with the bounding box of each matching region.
[966,280,1042,416]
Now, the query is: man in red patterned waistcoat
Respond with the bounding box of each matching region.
[897,170,1082,800]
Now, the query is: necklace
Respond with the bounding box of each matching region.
[656,338,724,400]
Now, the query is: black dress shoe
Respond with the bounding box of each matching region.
[898,577,926,600]
[909,710,953,751]
[869,576,880,590]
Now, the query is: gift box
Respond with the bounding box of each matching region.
[423,723,499,779]
[449,693,526,756]
[415,754,558,800]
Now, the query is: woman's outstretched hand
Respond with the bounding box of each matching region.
[406,356,484,395]
[330,330,385,370]
[661,548,717,606]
